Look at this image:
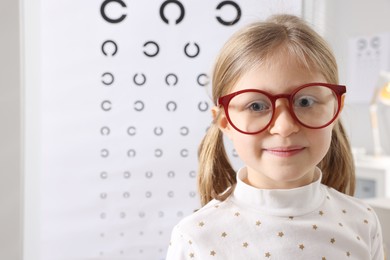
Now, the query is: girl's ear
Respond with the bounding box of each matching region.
[212,106,233,139]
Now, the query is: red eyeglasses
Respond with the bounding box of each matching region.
[217,83,346,135]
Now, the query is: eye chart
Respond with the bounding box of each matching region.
[347,33,390,103]
[38,1,301,259]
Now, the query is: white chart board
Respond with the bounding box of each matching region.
[25,1,302,259]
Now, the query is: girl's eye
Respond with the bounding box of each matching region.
[295,96,316,107]
[247,102,269,112]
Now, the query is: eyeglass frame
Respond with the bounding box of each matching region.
[217,82,346,135]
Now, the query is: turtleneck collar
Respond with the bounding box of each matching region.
[232,167,325,217]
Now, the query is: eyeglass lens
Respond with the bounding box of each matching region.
[226,85,339,133]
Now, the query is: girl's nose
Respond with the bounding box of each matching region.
[268,99,300,137]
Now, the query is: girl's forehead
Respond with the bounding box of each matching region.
[260,50,313,71]
[231,58,325,94]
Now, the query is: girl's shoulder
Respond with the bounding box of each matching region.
[173,197,233,234]
[324,185,380,220]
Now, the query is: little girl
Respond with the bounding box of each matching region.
[167,14,384,259]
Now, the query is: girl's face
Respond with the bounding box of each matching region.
[216,57,334,189]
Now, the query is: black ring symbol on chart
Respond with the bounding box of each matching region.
[165,73,178,86]
[100,0,127,23]
[189,170,196,178]
[371,36,380,49]
[216,1,241,26]
[357,39,367,51]
[154,127,164,136]
[145,171,153,179]
[101,72,114,85]
[101,149,109,158]
[198,101,209,112]
[102,40,118,56]
[134,101,145,111]
[100,126,110,136]
[145,192,152,199]
[143,41,160,57]
[100,171,108,179]
[127,149,136,158]
[180,126,189,136]
[155,149,163,158]
[133,73,147,86]
[184,42,200,58]
[197,73,209,86]
[160,0,185,25]
[180,149,189,158]
[123,171,131,179]
[167,191,174,198]
[166,101,177,111]
[127,126,136,136]
[101,100,112,111]
[167,171,175,178]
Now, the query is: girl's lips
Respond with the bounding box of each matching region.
[263,146,305,157]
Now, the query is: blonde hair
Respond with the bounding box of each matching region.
[197,14,355,206]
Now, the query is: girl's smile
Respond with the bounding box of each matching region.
[262,146,306,158]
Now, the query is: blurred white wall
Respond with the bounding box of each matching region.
[0,0,22,259]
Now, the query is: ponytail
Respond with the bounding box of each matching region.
[197,122,236,206]
[319,121,356,196]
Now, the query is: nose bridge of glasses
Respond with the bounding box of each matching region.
[272,93,293,111]
[273,93,291,103]
[271,93,298,122]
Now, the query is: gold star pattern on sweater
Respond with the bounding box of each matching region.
[166,176,383,259]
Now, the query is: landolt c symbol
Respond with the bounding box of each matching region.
[160,0,185,25]
[216,1,241,26]
[100,0,127,23]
